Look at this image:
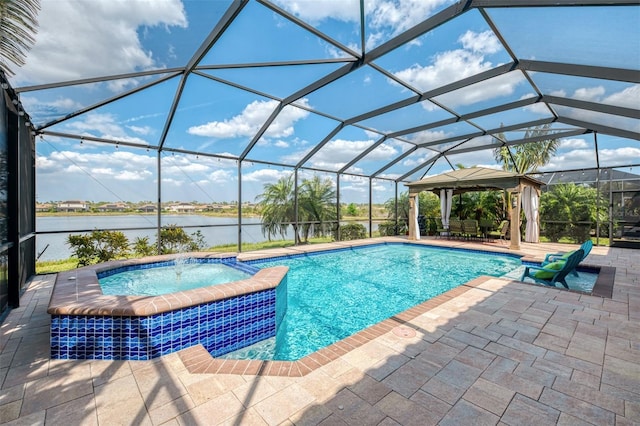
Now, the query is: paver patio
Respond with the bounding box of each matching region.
[0,238,638,425]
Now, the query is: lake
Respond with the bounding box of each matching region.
[36,215,379,261]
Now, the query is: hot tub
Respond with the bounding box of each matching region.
[47,253,288,360]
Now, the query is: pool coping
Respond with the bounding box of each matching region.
[47,252,288,316]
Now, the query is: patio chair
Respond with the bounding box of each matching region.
[479,219,495,239]
[487,220,509,242]
[462,219,482,240]
[436,218,447,239]
[520,248,584,289]
[449,219,463,239]
[541,240,593,277]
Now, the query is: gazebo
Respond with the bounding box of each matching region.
[405,167,544,249]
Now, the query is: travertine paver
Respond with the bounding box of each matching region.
[439,399,500,426]
[0,238,638,425]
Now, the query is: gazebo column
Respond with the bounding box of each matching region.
[510,188,521,250]
[408,194,417,240]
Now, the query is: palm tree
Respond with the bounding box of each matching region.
[0,0,40,76]
[457,190,503,221]
[493,123,560,219]
[298,175,336,243]
[493,124,560,174]
[255,174,298,242]
[540,183,600,242]
[256,174,338,243]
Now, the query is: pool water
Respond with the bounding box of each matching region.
[222,243,522,361]
[99,262,251,296]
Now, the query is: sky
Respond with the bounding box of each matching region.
[10,0,640,204]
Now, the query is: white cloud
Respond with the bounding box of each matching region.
[394,30,503,94]
[434,72,526,110]
[555,105,640,133]
[340,184,367,193]
[341,174,368,183]
[599,147,640,164]
[272,0,360,23]
[309,138,376,168]
[161,177,184,186]
[35,155,58,172]
[188,99,310,139]
[573,86,606,102]
[391,29,527,111]
[188,100,278,138]
[127,125,153,135]
[376,172,401,179]
[339,174,368,193]
[523,101,552,116]
[274,140,289,148]
[402,150,436,168]
[243,168,293,183]
[64,112,151,145]
[560,138,589,149]
[273,0,451,51]
[15,0,187,86]
[267,102,311,138]
[549,89,566,97]
[161,155,214,176]
[409,129,450,144]
[371,182,391,193]
[540,147,640,171]
[370,142,399,159]
[115,170,152,181]
[363,129,384,139]
[459,30,501,54]
[208,169,234,184]
[365,0,450,44]
[395,49,491,94]
[36,149,157,188]
[22,95,82,113]
[542,149,598,170]
[280,147,312,165]
[444,150,497,168]
[20,95,85,125]
[326,42,360,58]
[603,84,640,109]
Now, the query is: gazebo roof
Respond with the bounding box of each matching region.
[405,167,543,196]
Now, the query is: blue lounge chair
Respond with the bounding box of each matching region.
[542,240,593,277]
[520,249,584,289]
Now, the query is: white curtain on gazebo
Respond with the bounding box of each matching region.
[521,185,539,242]
[414,195,421,240]
[440,189,453,228]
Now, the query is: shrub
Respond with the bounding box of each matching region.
[67,226,207,266]
[160,225,207,254]
[340,223,367,241]
[132,236,155,257]
[378,221,398,236]
[67,230,130,266]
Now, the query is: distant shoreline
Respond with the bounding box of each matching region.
[36,211,255,218]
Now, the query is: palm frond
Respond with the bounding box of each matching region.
[0,0,40,76]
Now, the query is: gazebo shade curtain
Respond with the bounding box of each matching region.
[440,189,453,230]
[522,185,540,243]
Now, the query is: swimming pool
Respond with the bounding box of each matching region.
[224,243,522,361]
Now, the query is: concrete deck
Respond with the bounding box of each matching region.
[1,238,638,425]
